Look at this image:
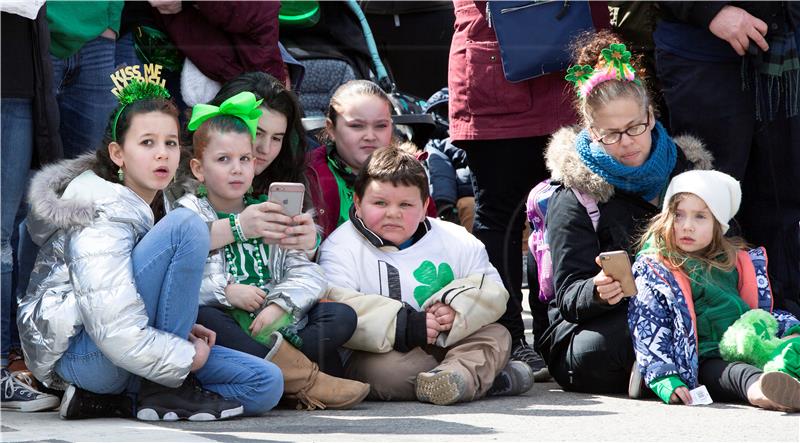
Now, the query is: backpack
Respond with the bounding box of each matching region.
[526,180,600,303]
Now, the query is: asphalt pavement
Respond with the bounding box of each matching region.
[3,291,799,442]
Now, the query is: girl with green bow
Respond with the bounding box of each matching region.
[175,86,367,410]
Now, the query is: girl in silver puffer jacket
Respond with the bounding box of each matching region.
[17,81,283,421]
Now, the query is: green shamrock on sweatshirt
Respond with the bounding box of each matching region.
[413,260,455,306]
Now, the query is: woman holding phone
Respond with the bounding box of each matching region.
[535,31,713,395]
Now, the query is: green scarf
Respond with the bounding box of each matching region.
[684,258,750,359]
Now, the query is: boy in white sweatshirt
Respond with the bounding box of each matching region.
[319,146,533,405]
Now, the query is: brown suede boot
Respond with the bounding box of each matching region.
[265,332,370,410]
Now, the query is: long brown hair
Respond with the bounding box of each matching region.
[211,72,308,196]
[637,193,747,273]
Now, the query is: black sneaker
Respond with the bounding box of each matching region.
[1,368,59,412]
[136,375,243,421]
[511,339,551,382]
[488,360,535,397]
[59,384,133,419]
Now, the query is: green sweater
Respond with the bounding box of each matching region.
[47,1,123,58]
[689,263,750,359]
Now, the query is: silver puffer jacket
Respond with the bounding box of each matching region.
[175,192,326,321]
[17,154,195,390]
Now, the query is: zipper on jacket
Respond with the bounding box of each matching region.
[489,1,571,24]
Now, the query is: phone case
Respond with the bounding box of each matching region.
[268,182,305,217]
[599,251,637,297]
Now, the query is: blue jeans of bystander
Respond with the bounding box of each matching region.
[51,36,119,159]
[1,98,34,367]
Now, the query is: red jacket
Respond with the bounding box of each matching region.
[448,0,597,141]
[307,146,437,240]
[158,1,286,84]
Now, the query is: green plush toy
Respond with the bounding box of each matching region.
[720,309,800,379]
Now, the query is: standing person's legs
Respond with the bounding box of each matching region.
[433,323,512,400]
[297,302,357,377]
[458,138,548,343]
[1,98,33,369]
[344,347,440,401]
[740,114,800,315]
[52,36,118,159]
[115,33,141,69]
[547,306,634,394]
[656,50,755,180]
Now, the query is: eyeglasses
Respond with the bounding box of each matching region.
[591,113,650,145]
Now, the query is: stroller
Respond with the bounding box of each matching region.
[279,0,438,149]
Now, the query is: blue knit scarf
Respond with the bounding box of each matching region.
[576,121,677,201]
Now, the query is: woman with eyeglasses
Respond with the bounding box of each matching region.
[535,31,714,395]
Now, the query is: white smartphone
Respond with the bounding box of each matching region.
[598,250,637,297]
[268,182,305,217]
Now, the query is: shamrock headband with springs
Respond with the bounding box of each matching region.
[565,43,640,99]
[109,63,171,142]
[187,91,263,140]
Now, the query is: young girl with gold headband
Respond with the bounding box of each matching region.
[17,65,283,421]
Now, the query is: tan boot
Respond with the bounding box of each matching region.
[265,332,370,410]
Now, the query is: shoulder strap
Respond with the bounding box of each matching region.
[571,188,600,230]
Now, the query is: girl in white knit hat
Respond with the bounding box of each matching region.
[628,170,800,411]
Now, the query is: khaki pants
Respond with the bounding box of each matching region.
[456,196,475,233]
[344,323,510,402]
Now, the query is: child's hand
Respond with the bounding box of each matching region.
[225,284,266,312]
[425,312,441,344]
[670,386,692,405]
[239,202,292,244]
[249,304,287,336]
[279,212,318,251]
[427,302,456,331]
[188,333,210,372]
[593,257,625,305]
[190,323,216,347]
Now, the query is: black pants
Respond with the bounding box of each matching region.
[699,358,762,403]
[457,137,550,343]
[657,49,800,316]
[547,307,635,394]
[197,302,357,377]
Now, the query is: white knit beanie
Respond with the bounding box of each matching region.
[663,170,742,234]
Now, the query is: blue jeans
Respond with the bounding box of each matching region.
[115,33,140,68]
[55,209,282,415]
[51,36,119,159]
[1,98,34,366]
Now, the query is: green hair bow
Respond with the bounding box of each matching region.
[188,91,264,140]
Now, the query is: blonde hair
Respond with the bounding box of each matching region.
[637,193,747,273]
